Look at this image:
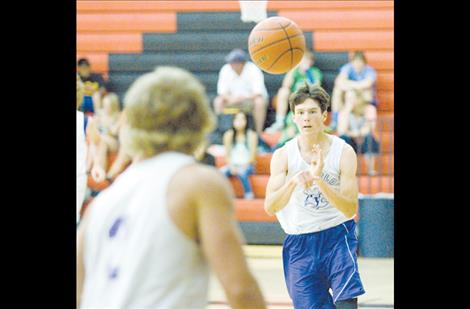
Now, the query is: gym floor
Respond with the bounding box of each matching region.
[208,245,394,309]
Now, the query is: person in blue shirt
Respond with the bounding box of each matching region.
[329,51,378,133]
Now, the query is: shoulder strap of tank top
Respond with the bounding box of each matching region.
[285,137,299,168]
[327,136,345,171]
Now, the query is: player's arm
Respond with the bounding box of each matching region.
[193,167,266,309]
[315,144,359,218]
[264,146,307,216]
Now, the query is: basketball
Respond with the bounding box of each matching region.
[248,16,305,74]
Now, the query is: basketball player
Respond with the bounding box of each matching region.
[264,84,365,309]
[77,67,266,309]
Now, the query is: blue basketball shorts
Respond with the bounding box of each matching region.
[282,219,365,309]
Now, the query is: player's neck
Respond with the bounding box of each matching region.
[298,132,328,153]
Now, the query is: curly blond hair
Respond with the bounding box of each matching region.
[120,66,215,159]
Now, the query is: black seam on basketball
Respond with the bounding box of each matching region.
[290,47,305,61]
[278,21,293,68]
[267,48,292,71]
[250,33,304,55]
[281,22,299,35]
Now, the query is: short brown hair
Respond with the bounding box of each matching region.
[288,83,330,114]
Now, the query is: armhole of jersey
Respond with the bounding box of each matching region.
[285,137,296,173]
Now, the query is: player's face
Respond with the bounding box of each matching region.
[233,112,247,130]
[293,98,326,135]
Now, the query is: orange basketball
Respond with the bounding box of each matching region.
[248,16,305,74]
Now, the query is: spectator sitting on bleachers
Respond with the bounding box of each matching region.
[77,75,87,225]
[77,58,107,115]
[265,50,323,133]
[220,112,258,199]
[329,51,378,132]
[338,90,380,176]
[89,93,122,183]
[213,48,269,135]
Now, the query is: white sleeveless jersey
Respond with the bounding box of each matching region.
[77,111,87,223]
[80,152,209,309]
[276,135,351,234]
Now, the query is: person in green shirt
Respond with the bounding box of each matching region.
[265,50,323,133]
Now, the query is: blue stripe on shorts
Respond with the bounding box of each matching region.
[282,220,365,308]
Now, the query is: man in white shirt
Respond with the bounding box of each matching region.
[214,49,269,134]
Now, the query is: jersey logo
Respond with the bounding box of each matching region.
[303,186,329,210]
[107,216,128,280]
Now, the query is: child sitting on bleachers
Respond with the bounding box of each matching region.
[219,112,258,199]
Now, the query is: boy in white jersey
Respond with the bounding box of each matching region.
[265,84,365,309]
[76,67,266,309]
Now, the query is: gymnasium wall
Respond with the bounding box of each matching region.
[77,0,393,112]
